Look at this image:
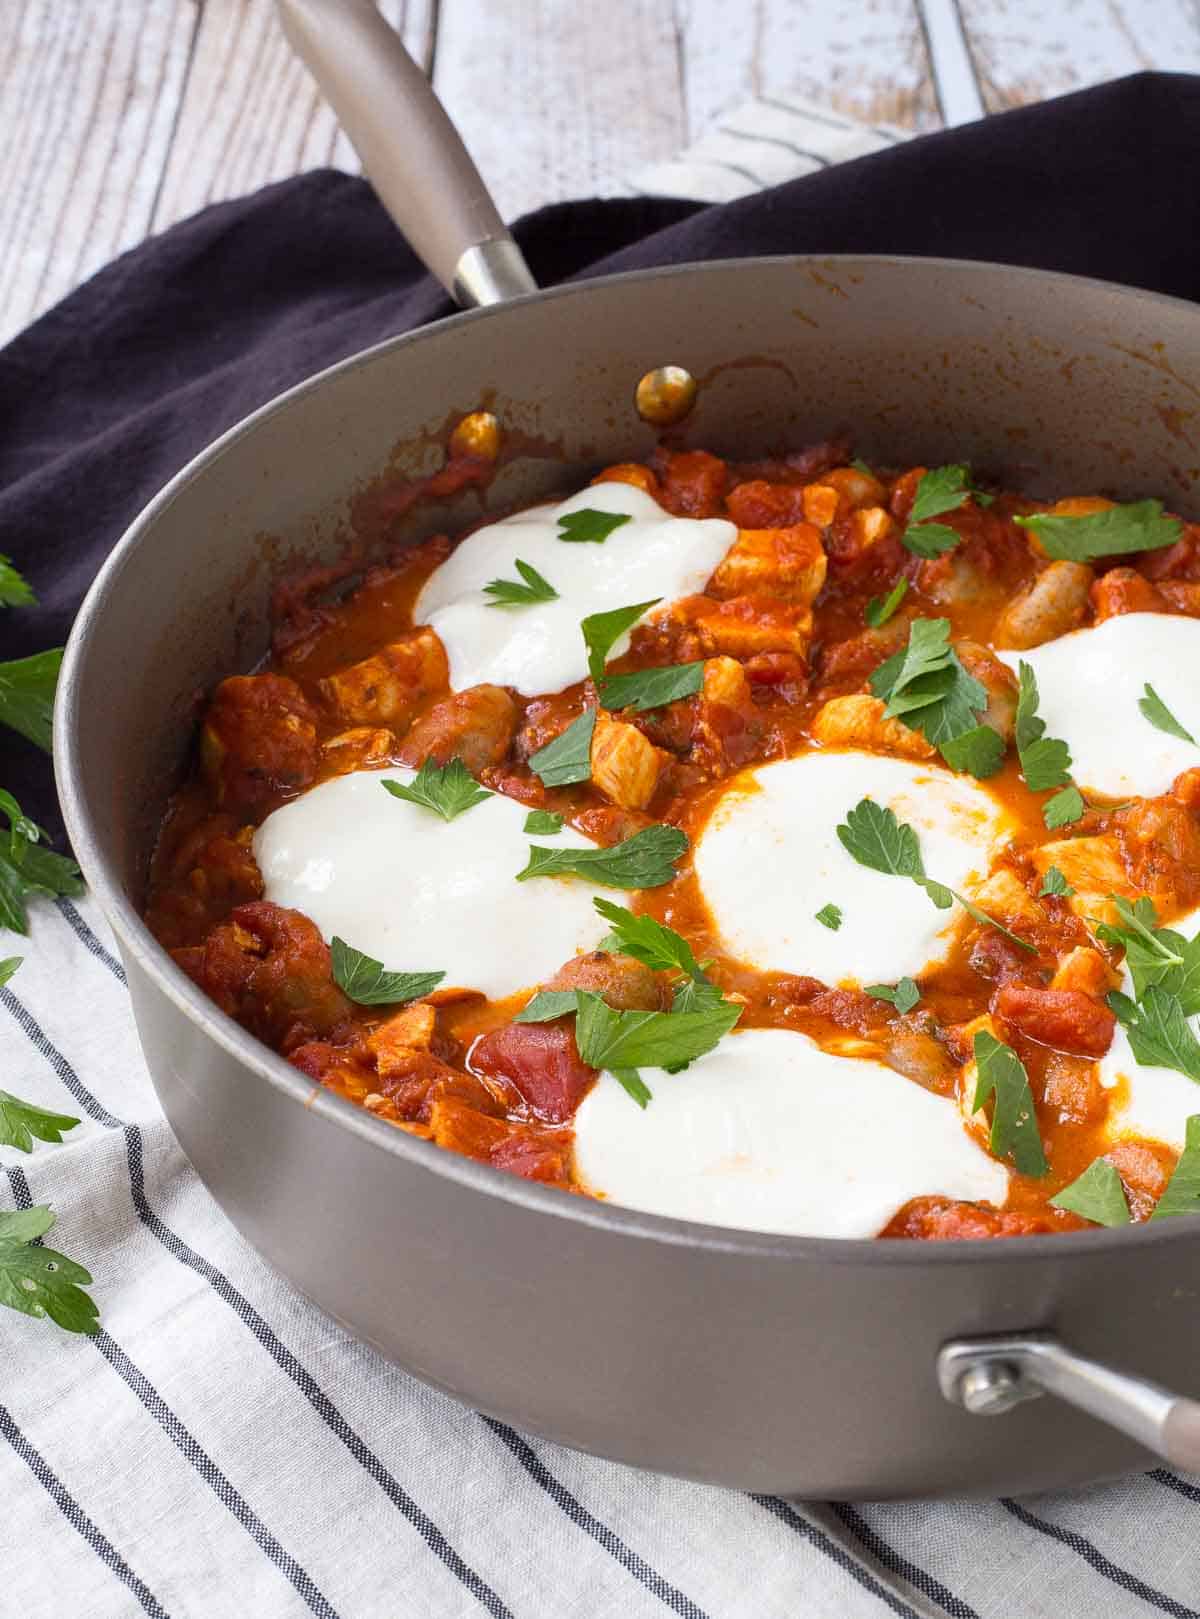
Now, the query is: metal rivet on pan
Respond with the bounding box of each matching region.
[957,1361,1025,1416]
[450,410,502,460]
[635,365,698,426]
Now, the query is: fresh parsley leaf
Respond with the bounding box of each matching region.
[670,976,728,1013]
[1014,499,1182,563]
[0,1206,99,1334]
[516,824,687,890]
[0,956,20,988]
[850,458,874,476]
[0,1090,81,1153]
[938,723,1005,779]
[910,464,972,525]
[593,898,708,980]
[523,809,564,835]
[1043,786,1085,830]
[581,599,661,682]
[1013,661,1073,791]
[1096,896,1200,1011]
[870,618,990,762]
[867,977,920,1014]
[814,903,843,931]
[610,1067,654,1107]
[330,938,444,1007]
[573,989,742,1076]
[514,989,582,1023]
[1139,682,1196,744]
[528,710,597,788]
[381,757,491,822]
[836,798,925,879]
[557,508,633,545]
[483,558,558,607]
[864,578,908,629]
[1039,865,1074,898]
[1153,1114,1200,1219]
[1049,1158,1131,1226]
[837,798,1035,951]
[0,793,83,936]
[1108,984,1200,1083]
[971,1030,1048,1176]
[0,556,36,609]
[599,661,704,712]
[0,647,63,753]
[902,522,963,559]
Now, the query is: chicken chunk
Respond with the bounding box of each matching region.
[969,867,1042,927]
[810,694,935,761]
[322,727,396,774]
[366,1002,438,1079]
[707,523,827,606]
[319,629,448,728]
[992,561,1093,649]
[1031,836,1134,923]
[399,684,517,773]
[589,711,667,810]
[1051,946,1119,998]
[1090,567,1165,622]
[676,594,813,660]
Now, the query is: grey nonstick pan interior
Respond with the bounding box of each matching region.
[53,0,1200,1497]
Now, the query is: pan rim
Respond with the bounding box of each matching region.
[56,250,1200,1268]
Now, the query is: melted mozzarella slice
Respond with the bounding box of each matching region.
[254,768,607,999]
[694,752,1013,986]
[414,482,735,695]
[1098,904,1200,1152]
[573,1028,1009,1238]
[997,613,1200,799]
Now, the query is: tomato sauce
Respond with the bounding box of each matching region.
[145,439,1200,1239]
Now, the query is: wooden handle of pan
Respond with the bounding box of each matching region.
[276,0,537,306]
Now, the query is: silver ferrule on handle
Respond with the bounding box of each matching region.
[937,1332,1200,1471]
[276,0,537,307]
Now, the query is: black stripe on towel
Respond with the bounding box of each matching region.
[0,1402,170,1619]
[484,1418,710,1619]
[1002,1498,1200,1619]
[19,918,517,1619]
[754,1496,923,1619]
[717,126,832,166]
[56,898,127,983]
[0,988,121,1127]
[6,1166,337,1618]
[830,1501,980,1618]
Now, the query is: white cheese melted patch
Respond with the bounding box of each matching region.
[693,752,1014,987]
[414,482,735,696]
[573,1028,1009,1238]
[254,768,608,1000]
[997,613,1200,799]
[1099,904,1200,1152]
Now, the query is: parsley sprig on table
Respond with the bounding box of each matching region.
[382,757,492,822]
[971,1030,1048,1175]
[0,1207,99,1335]
[1013,661,1085,829]
[870,618,1004,778]
[0,789,84,935]
[836,797,1035,952]
[1014,499,1181,563]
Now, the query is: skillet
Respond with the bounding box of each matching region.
[54,0,1200,1495]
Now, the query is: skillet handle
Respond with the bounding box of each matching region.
[276,0,537,307]
[938,1332,1200,1470]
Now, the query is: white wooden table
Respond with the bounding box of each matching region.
[3,0,1199,347]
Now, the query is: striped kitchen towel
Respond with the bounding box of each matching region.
[3,89,1200,1619]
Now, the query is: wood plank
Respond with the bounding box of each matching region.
[431,0,687,222]
[679,0,943,142]
[150,0,436,233]
[959,0,1200,113]
[0,0,196,347]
